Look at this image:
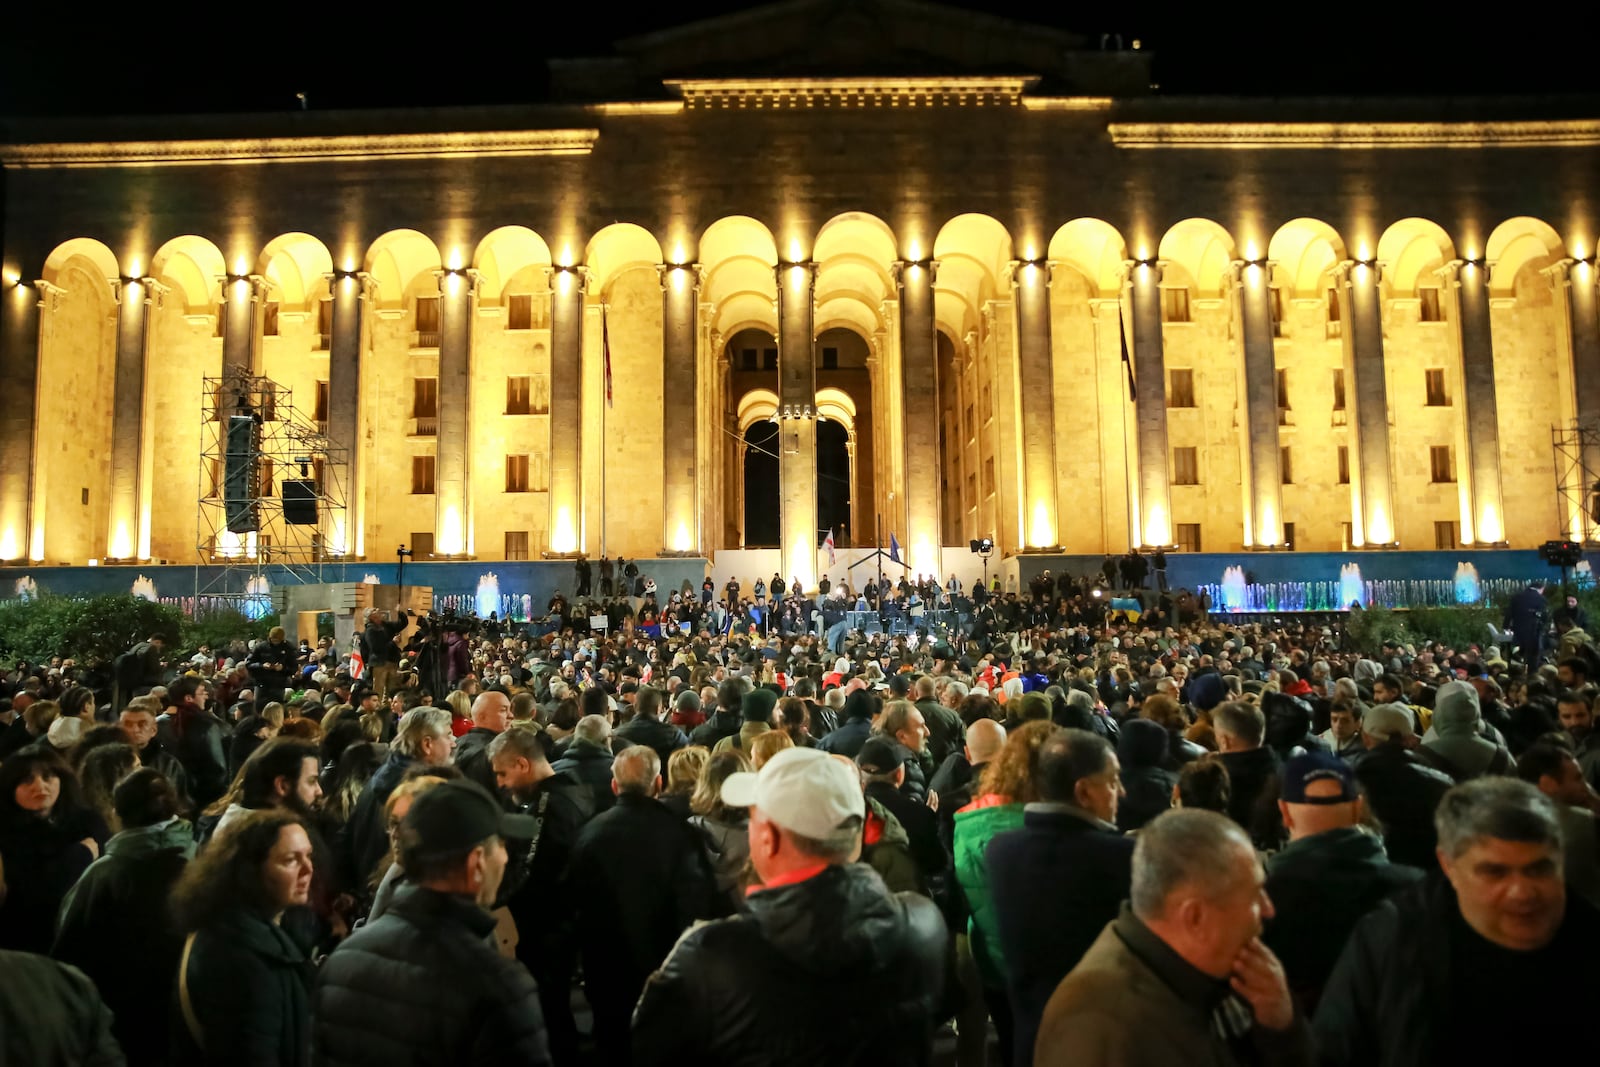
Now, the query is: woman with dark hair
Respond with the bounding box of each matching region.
[171,808,314,1067]
[317,741,383,846]
[688,749,754,906]
[774,695,816,747]
[77,741,139,833]
[54,768,194,1066]
[0,749,108,952]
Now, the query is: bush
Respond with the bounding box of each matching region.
[1344,606,1411,655]
[0,594,182,667]
[177,610,276,660]
[1406,605,1498,651]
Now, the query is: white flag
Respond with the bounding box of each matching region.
[822,528,836,567]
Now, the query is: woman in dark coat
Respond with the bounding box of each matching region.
[171,808,315,1067]
[0,749,107,953]
[1115,718,1179,831]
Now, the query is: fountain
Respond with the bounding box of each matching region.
[1453,562,1483,605]
[362,573,380,585]
[475,573,502,619]
[1339,563,1365,609]
[1219,566,1247,612]
[1577,561,1595,589]
[12,576,37,601]
[131,575,158,603]
[244,575,272,620]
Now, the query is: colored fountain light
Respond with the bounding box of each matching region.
[1220,566,1247,612]
[244,575,271,620]
[363,574,381,585]
[1339,563,1365,609]
[13,576,38,601]
[131,575,158,603]
[1453,562,1482,605]
[476,573,502,618]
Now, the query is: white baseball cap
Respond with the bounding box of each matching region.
[721,746,865,840]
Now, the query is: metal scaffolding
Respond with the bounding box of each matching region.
[1552,419,1600,545]
[196,364,350,606]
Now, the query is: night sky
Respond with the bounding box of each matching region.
[1,5,1592,119]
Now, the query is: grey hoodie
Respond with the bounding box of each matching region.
[1422,682,1506,779]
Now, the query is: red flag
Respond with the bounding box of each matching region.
[603,306,614,409]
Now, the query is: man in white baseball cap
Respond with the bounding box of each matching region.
[632,746,950,1064]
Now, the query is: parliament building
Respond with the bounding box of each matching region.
[3,0,1598,592]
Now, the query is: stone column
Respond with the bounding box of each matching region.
[547,266,585,554]
[777,260,817,588]
[897,259,942,574]
[5,280,48,561]
[106,277,154,560]
[434,268,475,556]
[1011,260,1059,549]
[1337,260,1396,545]
[1232,260,1283,547]
[661,262,699,553]
[1089,298,1136,551]
[1126,261,1172,546]
[324,271,365,557]
[220,274,261,372]
[1561,258,1600,425]
[1445,260,1506,543]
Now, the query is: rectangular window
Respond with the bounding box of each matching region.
[984,457,995,497]
[506,454,530,493]
[412,377,438,419]
[822,346,839,370]
[1276,369,1291,410]
[1280,447,1293,485]
[1337,445,1350,485]
[411,532,434,558]
[314,381,329,423]
[1341,522,1354,551]
[1160,287,1191,323]
[505,530,530,560]
[1283,522,1297,551]
[964,404,974,433]
[262,301,279,337]
[1270,287,1285,337]
[1326,288,1343,339]
[1434,521,1459,550]
[1425,369,1449,407]
[260,458,274,496]
[763,348,778,370]
[315,298,332,350]
[1419,287,1443,323]
[507,294,533,331]
[1167,369,1195,408]
[1172,447,1199,486]
[1175,523,1202,553]
[411,455,436,495]
[741,348,758,371]
[966,473,977,506]
[1332,369,1346,411]
[506,376,531,415]
[1430,445,1456,483]
[414,295,440,347]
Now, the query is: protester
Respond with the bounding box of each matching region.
[0,749,107,952]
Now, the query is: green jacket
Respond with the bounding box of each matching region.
[952,795,1025,988]
[863,796,922,896]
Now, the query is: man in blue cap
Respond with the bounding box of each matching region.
[1262,751,1423,1010]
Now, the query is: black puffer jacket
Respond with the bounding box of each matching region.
[1116,719,1177,832]
[311,884,550,1066]
[1350,742,1455,869]
[1263,692,1330,762]
[550,739,617,816]
[632,862,948,1066]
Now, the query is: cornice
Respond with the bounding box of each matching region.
[663,76,1040,109]
[1107,119,1600,149]
[0,129,600,169]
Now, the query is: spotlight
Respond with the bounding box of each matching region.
[969,537,994,556]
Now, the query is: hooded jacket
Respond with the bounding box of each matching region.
[1421,682,1512,780]
[952,795,1026,988]
[1117,719,1177,832]
[550,739,619,816]
[631,863,948,1067]
[1263,692,1329,763]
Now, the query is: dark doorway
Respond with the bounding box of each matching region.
[818,418,850,547]
[743,421,779,547]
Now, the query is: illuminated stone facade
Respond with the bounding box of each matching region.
[2,0,1598,586]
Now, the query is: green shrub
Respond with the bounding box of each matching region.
[0,594,182,667]
[1406,605,1498,651]
[177,609,276,659]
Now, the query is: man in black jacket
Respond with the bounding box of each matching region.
[1214,701,1284,849]
[452,691,512,794]
[1315,778,1600,1067]
[312,779,551,1066]
[156,676,229,810]
[1350,703,1455,869]
[361,608,408,701]
[568,746,719,1065]
[688,676,745,748]
[614,684,689,768]
[632,746,948,1066]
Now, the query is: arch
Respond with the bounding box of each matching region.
[40,238,119,289]
[468,225,550,305]
[815,212,898,271]
[933,213,1013,307]
[585,223,665,300]
[255,233,334,309]
[1266,219,1349,297]
[1049,219,1128,298]
[814,297,883,339]
[737,387,779,433]
[1157,218,1239,296]
[364,229,443,308]
[150,235,226,310]
[1486,217,1565,297]
[1376,218,1456,295]
[701,218,780,336]
[815,385,857,430]
[699,216,779,269]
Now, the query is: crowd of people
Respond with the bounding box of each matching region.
[0,567,1596,1065]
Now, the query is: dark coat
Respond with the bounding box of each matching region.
[311,885,551,1066]
[615,714,690,769]
[632,863,949,1067]
[451,726,500,794]
[1217,746,1284,848]
[1314,876,1600,1067]
[866,780,947,890]
[916,699,966,767]
[0,949,123,1067]
[1350,743,1455,869]
[0,808,100,953]
[246,640,296,700]
[344,749,416,887]
[158,710,230,810]
[688,707,741,748]
[1263,827,1423,1011]
[175,908,310,1067]
[986,803,1135,1067]
[550,739,618,816]
[817,716,874,758]
[1117,718,1177,832]
[53,819,194,1066]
